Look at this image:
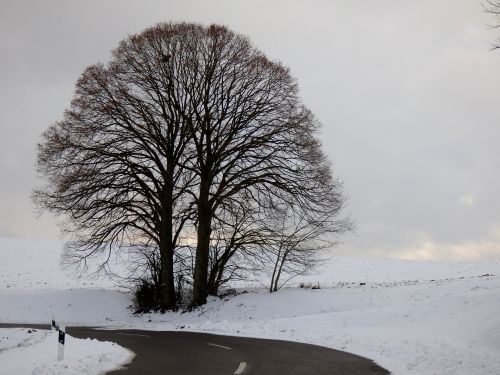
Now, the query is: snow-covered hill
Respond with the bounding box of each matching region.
[1,237,499,374]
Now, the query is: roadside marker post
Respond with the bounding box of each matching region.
[51,317,57,331]
[57,324,65,361]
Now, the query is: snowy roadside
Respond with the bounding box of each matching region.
[1,237,499,375]
[0,328,133,375]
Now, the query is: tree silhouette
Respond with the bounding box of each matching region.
[34,23,350,309]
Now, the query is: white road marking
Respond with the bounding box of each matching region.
[207,342,232,350]
[234,362,247,374]
[115,332,150,337]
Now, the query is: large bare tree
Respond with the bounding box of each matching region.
[35,22,350,309]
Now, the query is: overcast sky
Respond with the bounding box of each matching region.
[1,0,500,261]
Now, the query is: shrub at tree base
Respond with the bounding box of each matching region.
[133,279,162,314]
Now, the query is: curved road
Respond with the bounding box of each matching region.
[0,323,389,374]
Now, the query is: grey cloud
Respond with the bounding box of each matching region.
[1,0,499,260]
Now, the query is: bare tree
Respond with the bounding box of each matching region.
[485,1,500,48]
[163,25,349,306]
[206,185,350,295]
[265,199,348,292]
[34,22,350,309]
[206,193,264,296]
[34,24,199,310]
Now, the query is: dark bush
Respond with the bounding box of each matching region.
[133,278,161,313]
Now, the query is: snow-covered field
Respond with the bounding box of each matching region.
[1,236,499,374]
[0,328,133,374]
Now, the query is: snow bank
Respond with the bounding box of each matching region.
[0,328,133,375]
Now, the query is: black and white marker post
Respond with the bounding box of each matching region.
[57,324,65,361]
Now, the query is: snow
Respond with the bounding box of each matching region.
[0,237,122,291]
[1,236,499,374]
[0,289,131,325]
[0,328,133,375]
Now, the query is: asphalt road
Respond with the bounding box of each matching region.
[0,323,390,375]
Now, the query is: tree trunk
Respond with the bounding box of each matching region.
[159,187,177,310]
[212,258,228,295]
[270,245,282,293]
[273,248,288,292]
[207,257,228,296]
[207,262,219,296]
[191,178,212,307]
[207,249,232,296]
